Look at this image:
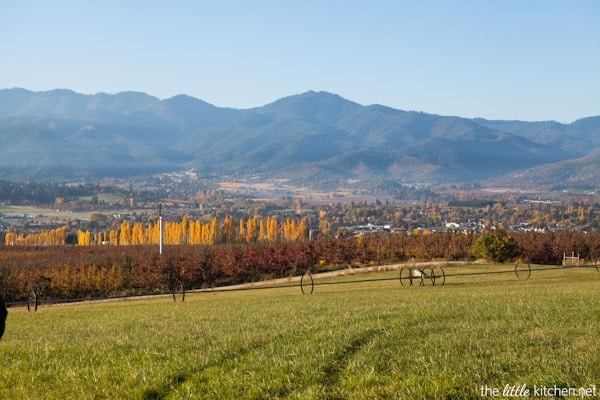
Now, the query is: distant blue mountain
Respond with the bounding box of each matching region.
[0,88,598,188]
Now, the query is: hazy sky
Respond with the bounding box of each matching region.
[1,1,598,122]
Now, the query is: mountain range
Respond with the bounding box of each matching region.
[1,88,599,190]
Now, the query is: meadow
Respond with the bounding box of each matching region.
[1,264,599,399]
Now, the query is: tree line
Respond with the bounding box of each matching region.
[6,216,309,246]
[0,181,98,204]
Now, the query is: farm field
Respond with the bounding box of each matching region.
[217,180,394,205]
[0,205,90,222]
[1,265,599,399]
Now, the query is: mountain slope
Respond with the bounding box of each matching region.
[473,117,600,156]
[488,150,600,190]
[0,88,599,188]
[177,91,579,182]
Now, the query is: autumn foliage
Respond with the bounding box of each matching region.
[1,230,599,304]
[4,227,67,246]
[67,215,304,246]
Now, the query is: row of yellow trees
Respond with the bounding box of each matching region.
[4,226,67,246]
[4,216,309,246]
[77,215,309,246]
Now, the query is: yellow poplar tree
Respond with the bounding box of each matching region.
[223,215,236,243]
[246,217,258,243]
[180,215,189,244]
[5,232,15,245]
[131,222,145,245]
[239,218,246,242]
[77,230,91,246]
[282,218,295,241]
[267,216,278,242]
[109,229,119,245]
[298,218,308,240]
[119,221,132,245]
[209,217,218,244]
[259,218,267,242]
[189,219,202,244]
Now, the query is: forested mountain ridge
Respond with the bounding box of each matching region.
[0,88,598,188]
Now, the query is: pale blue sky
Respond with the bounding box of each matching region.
[1,1,598,122]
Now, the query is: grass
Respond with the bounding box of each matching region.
[1,264,599,399]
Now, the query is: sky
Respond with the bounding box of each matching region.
[0,1,598,122]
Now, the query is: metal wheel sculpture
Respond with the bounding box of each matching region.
[27,289,38,312]
[399,266,412,286]
[162,266,185,302]
[412,267,432,286]
[515,261,531,280]
[300,272,314,294]
[400,266,437,286]
[27,276,52,312]
[430,266,446,286]
[170,280,185,302]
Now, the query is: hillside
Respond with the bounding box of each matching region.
[0,88,598,188]
[487,150,600,190]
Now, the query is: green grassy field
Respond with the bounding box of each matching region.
[1,264,599,399]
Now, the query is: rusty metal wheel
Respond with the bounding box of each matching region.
[515,262,531,280]
[399,266,413,286]
[300,272,314,294]
[431,266,445,286]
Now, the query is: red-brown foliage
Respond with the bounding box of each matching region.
[1,231,598,303]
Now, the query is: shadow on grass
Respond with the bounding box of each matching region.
[142,373,187,400]
[141,329,379,399]
[319,329,379,399]
[141,339,267,400]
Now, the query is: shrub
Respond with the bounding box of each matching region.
[470,230,517,262]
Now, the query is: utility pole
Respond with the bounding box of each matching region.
[159,203,163,255]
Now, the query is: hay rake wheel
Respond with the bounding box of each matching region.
[399,266,436,286]
[399,266,413,286]
[422,268,435,286]
[430,266,446,286]
[170,280,185,302]
[300,272,314,294]
[27,275,51,312]
[161,265,185,302]
[515,261,531,280]
[412,267,433,286]
[27,289,38,312]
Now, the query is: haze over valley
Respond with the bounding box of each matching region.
[1,88,599,192]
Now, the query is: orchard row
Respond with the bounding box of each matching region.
[1,230,598,303]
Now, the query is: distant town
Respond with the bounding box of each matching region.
[1,172,599,244]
